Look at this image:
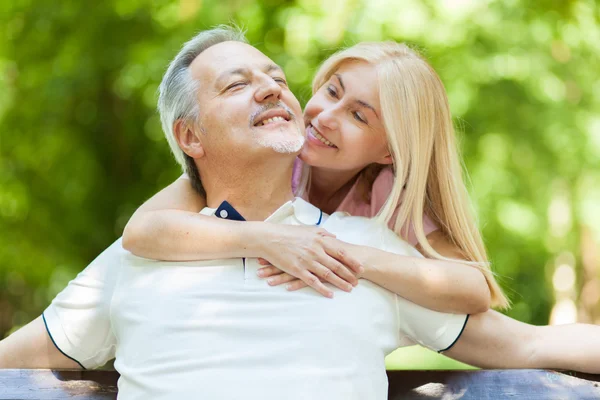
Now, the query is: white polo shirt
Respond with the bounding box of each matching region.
[43,198,467,400]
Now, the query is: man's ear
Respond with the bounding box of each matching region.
[376,153,394,165]
[174,120,205,159]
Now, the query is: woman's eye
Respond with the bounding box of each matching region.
[326,85,338,98]
[353,111,367,124]
[274,77,288,85]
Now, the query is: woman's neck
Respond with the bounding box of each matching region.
[308,166,363,214]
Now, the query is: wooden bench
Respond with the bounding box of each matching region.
[1,369,599,399]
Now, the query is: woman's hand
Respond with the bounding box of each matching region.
[256,225,364,298]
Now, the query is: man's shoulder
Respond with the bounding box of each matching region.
[323,213,422,257]
[322,213,389,248]
[323,212,381,232]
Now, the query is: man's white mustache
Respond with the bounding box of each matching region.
[250,103,295,126]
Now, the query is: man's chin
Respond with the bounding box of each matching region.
[253,128,305,155]
[262,137,305,154]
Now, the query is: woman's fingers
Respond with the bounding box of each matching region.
[308,262,353,293]
[258,261,353,298]
[320,257,359,287]
[256,265,280,278]
[316,228,336,238]
[265,271,334,299]
[298,271,335,298]
[285,280,308,291]
[323,240,364,275]
[260,267,334,298]
[266,273,296,286]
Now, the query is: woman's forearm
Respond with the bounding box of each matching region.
[360,247,491,314]
[123,210,270,261]
[531,323,600,374]
[447,310,600,374]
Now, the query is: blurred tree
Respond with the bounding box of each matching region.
[0,0,599,369]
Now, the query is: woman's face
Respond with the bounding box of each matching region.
[300,61,392,172]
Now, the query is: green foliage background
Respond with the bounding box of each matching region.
[1,0,599,369]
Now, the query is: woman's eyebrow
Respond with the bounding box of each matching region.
[334,73,345,91]
[355,100,377,117]
[335,72,378,118]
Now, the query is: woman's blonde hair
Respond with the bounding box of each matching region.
[311,42,509,308]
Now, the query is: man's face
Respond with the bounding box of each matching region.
[190,41,305,162]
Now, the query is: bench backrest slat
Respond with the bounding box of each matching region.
[0,369,598,399]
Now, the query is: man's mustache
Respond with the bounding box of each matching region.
[249,102,295,127]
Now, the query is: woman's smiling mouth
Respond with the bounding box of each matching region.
[306,124,337,148]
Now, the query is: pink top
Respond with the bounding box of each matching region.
[292,159,438,246]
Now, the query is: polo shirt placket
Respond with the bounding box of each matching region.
[213,200,323,282]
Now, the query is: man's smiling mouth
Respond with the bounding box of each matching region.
[253,108,292,127]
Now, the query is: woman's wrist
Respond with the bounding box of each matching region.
[241,221,277,259]
[356,247,411,281]
[359,256,380,280]
[343,244,379,279]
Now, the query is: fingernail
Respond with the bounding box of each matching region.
[285,284,293,290]
[346,285,352,292]
[359,266,365,274]
[267,278,274,285]
[327,292,334,299]
[256,270,264,277]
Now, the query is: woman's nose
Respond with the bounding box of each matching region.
[316,108,339,131]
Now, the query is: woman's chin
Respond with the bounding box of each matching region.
[298,146,315,164]
[299,146,332,169]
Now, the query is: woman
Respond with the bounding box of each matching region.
[122,41,506,315]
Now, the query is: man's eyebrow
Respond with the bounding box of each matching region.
[265,63,284,74]
[215,64,284,88]
[215,68,249,87]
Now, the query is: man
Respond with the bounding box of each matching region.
[1,27,599,400]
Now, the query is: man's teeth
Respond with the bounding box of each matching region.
[260,116,287,126]
[311,126,336,148]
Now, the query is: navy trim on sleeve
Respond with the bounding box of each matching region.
[42,312,86,369]
[438,314,470,353]
[316,210,323,226]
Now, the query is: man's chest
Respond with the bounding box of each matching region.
[109,260,400,365]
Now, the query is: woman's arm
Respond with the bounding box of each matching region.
[123,176,271,261]
[445,310,600,374]
[359,230,491,314]
[261,230,491,314]
[122,177,363,297]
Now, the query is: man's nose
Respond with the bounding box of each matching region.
[254,77,282,103]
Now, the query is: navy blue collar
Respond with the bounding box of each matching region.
[212,199,322,226]
[215,201,246,221]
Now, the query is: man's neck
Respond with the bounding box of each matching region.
[201,158,295,221]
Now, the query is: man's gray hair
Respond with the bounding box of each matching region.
[158,26,248,194]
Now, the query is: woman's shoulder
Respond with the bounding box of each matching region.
[336,166,394,218]
[371,167,440,245]
[370,166,395,212]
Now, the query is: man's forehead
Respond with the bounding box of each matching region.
[190,41,276,79]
